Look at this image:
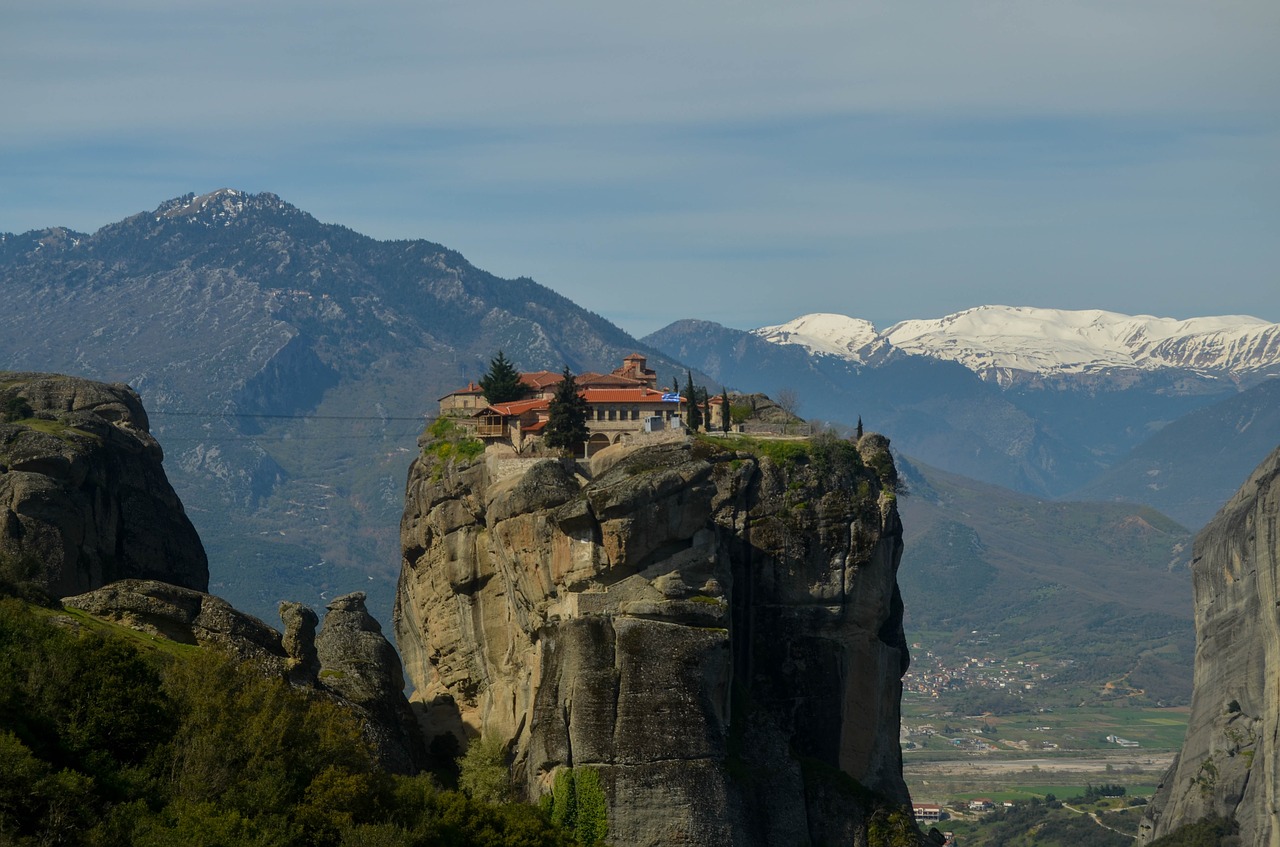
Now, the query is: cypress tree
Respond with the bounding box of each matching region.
[685,371,702,431]
[720,388,730,432]
[545,367,589,452]
[478,350,525,404]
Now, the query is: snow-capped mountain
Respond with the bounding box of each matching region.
[754,306,1280,386]
[753,313,881,363]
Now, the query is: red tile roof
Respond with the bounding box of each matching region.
[580,388,680,404]
[478,399,549,416]
[577,372,644,388]
[519,371,563,389]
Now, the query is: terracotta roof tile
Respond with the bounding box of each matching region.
[519,371,563,389]
[478,399,549,416]
[580,388,680,404]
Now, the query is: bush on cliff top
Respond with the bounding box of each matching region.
[423,417,485,475]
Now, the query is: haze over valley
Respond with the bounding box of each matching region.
[4,2,1277,843]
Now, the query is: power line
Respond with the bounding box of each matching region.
[150,410,432,422]
[159,432,424,443]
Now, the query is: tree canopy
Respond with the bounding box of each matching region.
[0,593,577,847]
[479,351,525,405]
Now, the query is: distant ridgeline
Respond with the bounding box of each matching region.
[0,190,716,623]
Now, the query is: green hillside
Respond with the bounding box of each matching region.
[897,457,1195,709]
[0,589,578,847]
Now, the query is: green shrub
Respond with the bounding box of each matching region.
[1147,814,1240,847]
[1,395,32,423]
[0,598,576,847]
[458,736,511,805]
[423,417,486,476]
[572,768,607,846]
[543,766,607,847]
[549,768,575,831]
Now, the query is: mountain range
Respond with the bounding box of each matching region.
[755,307,1280,386]
[4,189,1277,649]
[644,313,1280,518]
[1,189,697,620]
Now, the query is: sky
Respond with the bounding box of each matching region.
[3,1,1277,338]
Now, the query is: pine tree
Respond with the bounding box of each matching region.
[685,371,702,431]
[545,367,589,452]
[720,389,731,432]
[478,350,524,404]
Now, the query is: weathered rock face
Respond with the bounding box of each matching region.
[63,580,427,775]
[396,434,912,846]
[1140,443,1280,846]
[0,372,207,596]
[64,578,289,667]
[316,591,427,776]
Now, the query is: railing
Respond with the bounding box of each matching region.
[474,424,508,438]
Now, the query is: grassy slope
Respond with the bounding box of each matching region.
[897,456,1195,706]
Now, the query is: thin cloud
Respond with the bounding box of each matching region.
[1,0,1276,334]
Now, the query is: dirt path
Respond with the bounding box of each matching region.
[1063,803,1138,840]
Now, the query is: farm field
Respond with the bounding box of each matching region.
[902,699,1187,807]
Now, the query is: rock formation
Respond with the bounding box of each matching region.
[1139,443,1280,845]
[63,580,426,775]
[396,433,914,846]
[0,372,207,596]
[64,578,289,666]
[0,373,423,774]
[315,591,427,775]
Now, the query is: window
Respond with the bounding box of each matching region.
[631,408,640,420]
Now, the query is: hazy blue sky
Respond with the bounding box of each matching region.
[3,1,1277,336]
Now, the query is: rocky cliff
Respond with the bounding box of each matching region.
[0,372,424,774]
[0,372,207,596]
[396,433,915,846]
[1139,443,1280,845]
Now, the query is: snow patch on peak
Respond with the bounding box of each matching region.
[156,190,296,227]
[752,313,879,362]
